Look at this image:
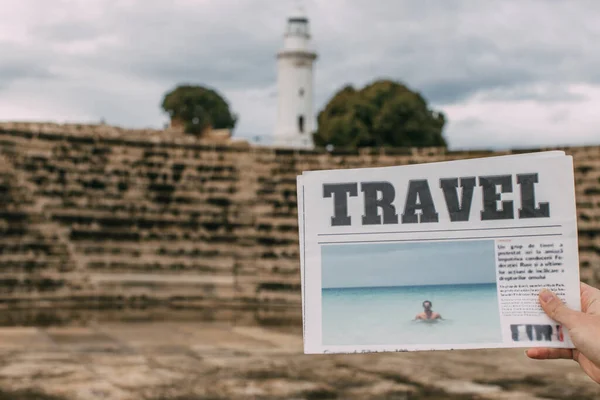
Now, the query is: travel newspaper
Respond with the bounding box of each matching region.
[297,151,581,354]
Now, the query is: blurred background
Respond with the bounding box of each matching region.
[0,0,599,399]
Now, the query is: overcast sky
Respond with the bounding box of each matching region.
[321,240,496,289]
[1,0,599,149]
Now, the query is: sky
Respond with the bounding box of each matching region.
[1,0,599,150]
[321,240,496,289]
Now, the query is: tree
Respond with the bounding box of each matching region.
[161,85,237,135]
[314,80,447,148]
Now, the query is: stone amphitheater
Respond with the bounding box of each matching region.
[0,122,598,400]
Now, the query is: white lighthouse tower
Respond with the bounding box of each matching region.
[273,3,317,149]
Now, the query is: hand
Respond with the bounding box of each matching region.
[526,282,600,384]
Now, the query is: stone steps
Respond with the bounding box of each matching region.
[0,126,598,313]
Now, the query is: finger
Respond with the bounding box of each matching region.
[526,347,573,360]
[539,289,582,329]
[580,282,600,315]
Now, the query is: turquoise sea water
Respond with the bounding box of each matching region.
[322,283,502,346]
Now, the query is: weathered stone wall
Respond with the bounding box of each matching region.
[0,123,598,321]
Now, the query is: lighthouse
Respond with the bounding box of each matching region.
[273,3,317,149]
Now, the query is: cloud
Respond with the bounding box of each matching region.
[0,59,56,90]
[443,83,600,150]
[478,83,588,103]
[0,0,599,150]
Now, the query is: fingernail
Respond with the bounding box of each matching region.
[540,289,555,304]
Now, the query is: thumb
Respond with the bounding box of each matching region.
[539,289,582,329]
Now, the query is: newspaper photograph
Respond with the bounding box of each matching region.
[297,151,581,354]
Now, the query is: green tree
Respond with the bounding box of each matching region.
[161,85,237,135]
[314,80,446,148]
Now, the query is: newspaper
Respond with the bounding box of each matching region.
[296,151,581,354]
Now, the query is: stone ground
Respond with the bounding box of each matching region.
[0,321,597,400]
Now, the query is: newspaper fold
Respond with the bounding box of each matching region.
[297,151,581,354]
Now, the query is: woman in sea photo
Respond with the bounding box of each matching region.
[414,300,442,320]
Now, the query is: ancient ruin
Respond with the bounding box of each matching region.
[0,122,598,323]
